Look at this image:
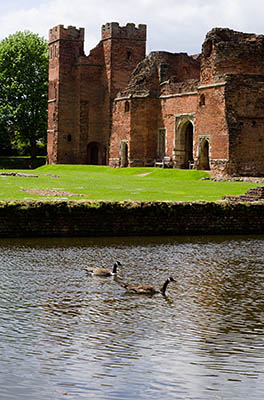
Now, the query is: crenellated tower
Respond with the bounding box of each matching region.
[47,22,146,165]
[47,25,84,164]
[101,22,146,100]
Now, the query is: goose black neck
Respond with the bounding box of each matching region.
[160,278,170,295]
[112,263,118,274]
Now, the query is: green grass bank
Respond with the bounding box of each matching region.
[0,164,262,202]
[1,165,263,238]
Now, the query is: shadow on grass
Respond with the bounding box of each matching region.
[0,156,46,169]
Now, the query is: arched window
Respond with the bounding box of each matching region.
[199,94,205,107]
[125,101,130,112]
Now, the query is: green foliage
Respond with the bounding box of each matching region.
[0,165,262,202]
[0,156,46,169]
[0,120,12,153]
[0,31,48,158]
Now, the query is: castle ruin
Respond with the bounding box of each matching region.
[47,23,264,176]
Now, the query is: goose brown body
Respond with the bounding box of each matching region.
[85,261,121,276]
[124,277,175,295]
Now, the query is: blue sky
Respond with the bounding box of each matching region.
[0,0,263,55]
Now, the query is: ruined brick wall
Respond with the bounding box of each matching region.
[125,51,200,95]
[201,28,264,84]
[129,97,160,166]
[110,51,200,167]
[110,96,160,167]
[110,98,131,167]
[159,90,198,166]
[194,27,264,175]
[194,83,229,174]
[225,75,264,176]
[48,23,264,176]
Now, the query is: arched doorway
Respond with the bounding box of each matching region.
[91,144,98,164]
[87,142,99,164]
[197,137,210,170]
[184,122,194,168]
[120,140,128,167]
[87,142,107,165]
[174,115,194,169]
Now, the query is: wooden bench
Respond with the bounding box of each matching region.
[155,156,171,168]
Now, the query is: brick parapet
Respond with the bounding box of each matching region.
[101,22,146,41]
[49,25,84,44]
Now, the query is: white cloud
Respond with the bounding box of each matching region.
[0,0,264,56]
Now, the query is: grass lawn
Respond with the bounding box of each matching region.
[0,164,262,202]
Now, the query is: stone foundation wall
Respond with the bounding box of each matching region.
[0,201,263,238]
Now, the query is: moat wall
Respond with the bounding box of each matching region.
[0,201,264,238]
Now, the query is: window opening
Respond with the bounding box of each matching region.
[125,101,130,112]
[199,94,205,106]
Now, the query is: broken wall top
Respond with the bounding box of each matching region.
[201,27,264,84]
[120,51,200,97]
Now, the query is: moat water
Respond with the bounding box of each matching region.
[0,235,264,400]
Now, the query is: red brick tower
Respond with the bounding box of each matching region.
[47,25,84,164]
[101,22,146,100]
[99,22,146,165]
[47,22,146,165]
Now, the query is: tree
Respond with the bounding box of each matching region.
[0,31,48,159]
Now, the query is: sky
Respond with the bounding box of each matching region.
[0,0,264,56]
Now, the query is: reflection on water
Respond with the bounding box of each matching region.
[0,235,264,399]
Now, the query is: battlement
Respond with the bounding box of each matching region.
[49,25,84,44]
[101,22,146,41]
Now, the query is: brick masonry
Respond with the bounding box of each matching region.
[0,201,264,238]
[47,23,146,166]
[223,186,264,203]
[47,24,264,177]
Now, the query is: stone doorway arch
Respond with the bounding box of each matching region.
[174,114,194,169]
[197,137,210,170]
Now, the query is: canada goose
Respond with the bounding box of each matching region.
[85,261,121,277]
[123,276,175,295]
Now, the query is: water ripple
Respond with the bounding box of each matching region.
[0,235,264,399]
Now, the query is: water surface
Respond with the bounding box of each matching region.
[0,235,264,399]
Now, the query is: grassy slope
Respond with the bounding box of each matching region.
[0,164,262,202]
